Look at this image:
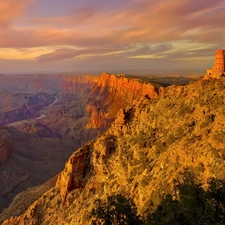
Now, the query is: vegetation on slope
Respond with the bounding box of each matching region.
[91,172,225,225]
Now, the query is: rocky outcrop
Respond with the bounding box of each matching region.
[57,145,91,201]
[97,73,158,99]
[85,73,158,130]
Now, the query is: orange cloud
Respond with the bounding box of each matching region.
[0,0,34,27]
[1,0,224,49]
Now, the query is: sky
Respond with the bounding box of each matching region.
[0,0,224,74]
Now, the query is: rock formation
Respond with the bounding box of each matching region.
[4,77,225,224]
[60,75,98,93]
[43,73,159,143]
[85,73,158,130]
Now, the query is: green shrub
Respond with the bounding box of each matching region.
[147,172,225,225]
[91,194,144,225]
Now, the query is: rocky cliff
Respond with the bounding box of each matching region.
[4,77,225,224]
[60,75,98,93]
[85,73,158,130]
[44,73,159,143]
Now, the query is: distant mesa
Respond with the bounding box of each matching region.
[205,49,225,79]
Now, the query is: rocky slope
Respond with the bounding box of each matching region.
[0,92,56,126]
[0,91,73,213]
[3,77,225,224]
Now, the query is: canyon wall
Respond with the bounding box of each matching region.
[0,93,55,126]
[60,75,98,93]
[4,78,225,224]
[84,73,158,130]
[45,73,158,143]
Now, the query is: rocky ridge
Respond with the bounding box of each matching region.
[3,77,225,224]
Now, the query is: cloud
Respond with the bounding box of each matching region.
[119,0,225,43]
[0,0,34,27]
[1,0,225,48]
[36,45,129,62]
[36,43,174,63]
[0,47,53,59]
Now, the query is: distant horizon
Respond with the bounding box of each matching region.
[0,1,223,73]
[2,68,205,77]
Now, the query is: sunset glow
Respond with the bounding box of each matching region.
[0,0,224,73]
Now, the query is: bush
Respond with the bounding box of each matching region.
[91,194,144,225]
[147,172,225,225]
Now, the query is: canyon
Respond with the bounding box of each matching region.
[0,72,202,224]
[0,73,172,214]
[0,92,56,126]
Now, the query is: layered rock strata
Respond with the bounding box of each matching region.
[85,73,158,130]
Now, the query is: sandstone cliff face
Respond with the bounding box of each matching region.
[5,78,225,225]
[45,73,158,143]
[97,73,157,100]
[60,75,98,93]
[57,146,91,200]
[85,73,158,130]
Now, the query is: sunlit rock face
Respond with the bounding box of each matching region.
[85,73,158,130]
[53,78,225,224]
[0,73,159,218]
[48,73,158,142]
[60,72,158,131]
